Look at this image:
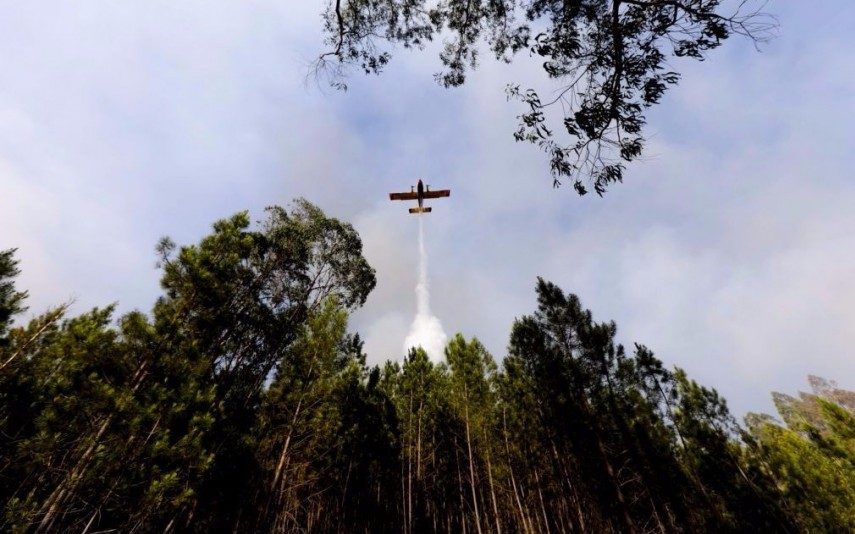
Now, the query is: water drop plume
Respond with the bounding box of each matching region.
[403,217,447,362]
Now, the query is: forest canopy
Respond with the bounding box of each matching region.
[317,0,775,195]
[1,201,852,532]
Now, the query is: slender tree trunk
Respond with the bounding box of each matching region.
[401,461,407,534]
[81,508,99,534]
[485,451,502,534]
[503,411,531,533]
[416,400,423,480]
[508,460,530,533]
[656,378,725,526]
[270,397,303,494]
[455,438,467,533]
[593,432,635,534]
[407,394,414,534]
[550,440,586,533]
[569,481,586,534]
[462,395,483,534]
[533,469,551,534]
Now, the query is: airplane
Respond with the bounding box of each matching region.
[388,179,451,214]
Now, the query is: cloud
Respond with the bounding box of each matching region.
[1,1,853,417]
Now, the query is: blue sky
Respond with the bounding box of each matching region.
[1,1,853,415]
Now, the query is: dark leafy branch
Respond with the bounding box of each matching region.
[317,0,775,195]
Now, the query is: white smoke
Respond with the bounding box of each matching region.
[403,217,448,362]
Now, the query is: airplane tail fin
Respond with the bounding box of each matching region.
[409,207,432,214]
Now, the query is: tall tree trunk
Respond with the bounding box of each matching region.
[503,410,531,533]
[463,401,483,534]
[401,460,407,534]
[550,440,586,533]
[270,396,303,495]
[533,469,551,534]
[416,399,423,480]
[455,438,467,533]
[485,450,502,534]
[593,432,635,534]
[407,394,414,534]
[656,377,724,526]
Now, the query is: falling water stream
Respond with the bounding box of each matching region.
[402,216,448,362]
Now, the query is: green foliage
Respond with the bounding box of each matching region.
[502,278,790,532]
[0,249,27,342]
[0,204,847,532]
[747,379,855,532]
[318,0,774,194]
[0,201,378,532]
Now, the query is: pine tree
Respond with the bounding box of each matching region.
[2,208,848,532]
[747,377,855,532]
[0,201,376,532]
[0,249,27,343]
[445,335,500,534]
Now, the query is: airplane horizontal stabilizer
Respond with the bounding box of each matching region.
[408,207,432,214]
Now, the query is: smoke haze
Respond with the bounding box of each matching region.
[403,217,448,362]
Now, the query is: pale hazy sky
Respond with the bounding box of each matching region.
[1,1,853,415]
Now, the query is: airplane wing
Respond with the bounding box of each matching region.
[389,191,418,201]
[423,189,451,199]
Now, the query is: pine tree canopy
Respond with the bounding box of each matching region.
[1,202,850,532]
